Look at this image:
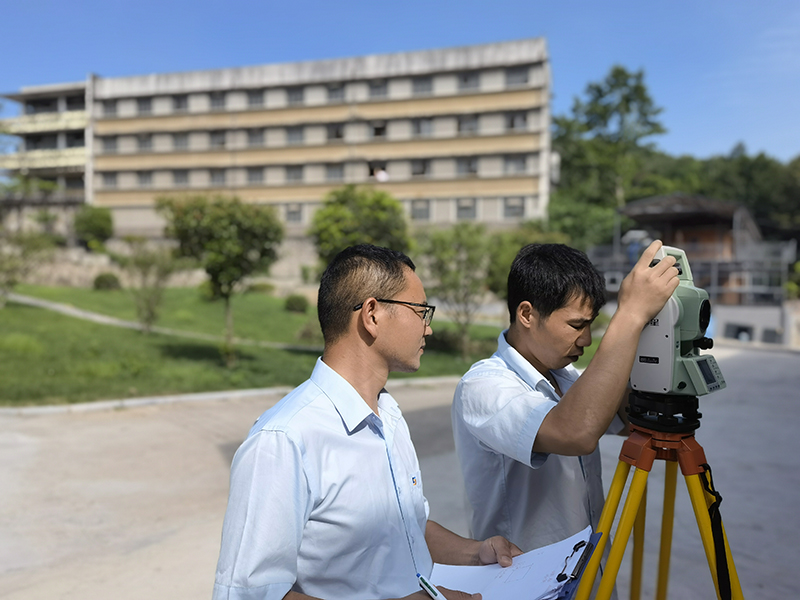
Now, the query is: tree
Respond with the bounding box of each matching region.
[309,185,411,267]
[0,231,53,307]
[550,66,666,249]
[485,221,570,300]
[157,195,284,366]
[74,205,114,251]
[416,223,492,357]
[117,237,182,334]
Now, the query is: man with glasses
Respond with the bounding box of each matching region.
[214,244,520,600]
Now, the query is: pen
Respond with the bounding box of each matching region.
[417,573,448,600]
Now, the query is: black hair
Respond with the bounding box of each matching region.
[507,243,606,323]
[317,244,416,344]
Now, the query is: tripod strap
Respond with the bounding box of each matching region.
[700,463,732,600]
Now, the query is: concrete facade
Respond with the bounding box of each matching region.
[2,39,552,283]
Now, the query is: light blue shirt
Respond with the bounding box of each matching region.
[452,331,611,552]
[213,358,433,600]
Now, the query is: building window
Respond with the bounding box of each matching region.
[286,165,303,182]
[504,155,527,174]
[286,126,304,145]
[505,111,528,131]
[102,100,117,117]
[287,86,304,106]
[411,118,433,138]
[65,176,84,190]
[247,129,264,147]
[457,115,478,136]
[458,72,480,92]
[327,123,344,142]
[503,196,525,219]
[411,199,430,221]
[66,131,85,148]
[456,157,478,177]
[247,167,264,184]
[209,92,226,111]
[506,66,529,87]
[369,161,388,182]
[137,97,152,115]
[173,170,189,186]
[411,159,429,178]
[286,203,303,223]
[173,95,189,112]
[210,169,226,185]
[25,134,56,150]
[173,132,189,150]
[412,76,433,96]
[210,130,226,149]
[102,136,118,154]
[137,171,153,187]
[247,89,264,107]
[369,80,388,99]
[25,98,57,114]
[326,164,344,182]
[66,95,85,111]
[102,172,117,188]
[456,198,477,220]
[327,85,344,103]
[370,120,387,139]
[138,134,153,152]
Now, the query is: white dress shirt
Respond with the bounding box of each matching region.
[452,331,616,552]
[213,358,433,600]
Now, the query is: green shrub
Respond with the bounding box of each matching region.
[93,272,121,290]
[74,206,114,249]
[284,293,309,314]
[246,282,275,295]
[197,280,216,302]
[296,318,323,345]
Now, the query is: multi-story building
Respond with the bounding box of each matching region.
[1,38,551,279]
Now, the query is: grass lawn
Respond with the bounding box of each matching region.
[2,286,599,406]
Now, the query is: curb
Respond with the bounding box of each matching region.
[0,375,464,417]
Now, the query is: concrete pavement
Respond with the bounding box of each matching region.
[1,344,798,599]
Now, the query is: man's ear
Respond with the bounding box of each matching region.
[515,301,537,329]
[356,297,380,339]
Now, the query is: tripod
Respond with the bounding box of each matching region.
[573,392,744,600]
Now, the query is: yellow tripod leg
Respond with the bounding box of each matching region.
[656,460,678,600]
[595,467,650,600]
[574,460,631,600]
[630,481,647,600]
[686,472,745,600]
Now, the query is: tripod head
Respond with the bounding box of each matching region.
[627,246,727,434]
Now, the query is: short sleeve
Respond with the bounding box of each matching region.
[455,371,556,467]
[213,430,311,600]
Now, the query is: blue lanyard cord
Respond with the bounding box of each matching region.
[384,443,419,575]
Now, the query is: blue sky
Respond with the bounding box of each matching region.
[2,0,798,162]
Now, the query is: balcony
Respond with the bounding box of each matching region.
[0,147,86,170]
[0,110,87,134]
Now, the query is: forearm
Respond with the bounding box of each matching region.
[536,311,645,454]
[425,520,482,566]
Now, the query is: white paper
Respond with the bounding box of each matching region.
[430,526,592,600]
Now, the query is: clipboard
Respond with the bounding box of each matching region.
[557,531,602,600]
[430,526,601,600]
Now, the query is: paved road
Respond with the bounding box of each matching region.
[0,344,797,599]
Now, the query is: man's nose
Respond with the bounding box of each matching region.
[577,327,591,347]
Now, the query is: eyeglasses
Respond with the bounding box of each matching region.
[353,298,436,326]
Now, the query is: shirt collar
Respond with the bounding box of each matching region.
[495,330,571,395]
[309,358,376,435]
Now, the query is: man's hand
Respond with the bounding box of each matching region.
[617,240,680,328]
[404,588,482,600]
[476,535,523,567]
